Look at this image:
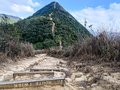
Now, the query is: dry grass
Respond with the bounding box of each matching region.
[0,41,35,62]
[48,31,120,63]
[6,42,35,58]
[69,32,120,62]
[0,52,7,63]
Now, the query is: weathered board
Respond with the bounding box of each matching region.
[30,68,62,72]
[13,71,54,80]
[0,77,65,89]
[30,68,68,77]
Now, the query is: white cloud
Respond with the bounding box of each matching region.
[0,0,40,18]
[71,3,120,33]
[27,0,40,7]
[11,4,34,13]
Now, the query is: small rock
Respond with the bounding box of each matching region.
[91,83,98,87]
[71,72,83,80]
[83,66,93,73]
[88,74,101,84]
[65,78,72,83]
[78,86,85,90]
[75,76,87,82]
[103,73,109,76]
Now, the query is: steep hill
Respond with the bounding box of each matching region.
[16,2,91,49]
[0,14,21,24]
[33,2,67,16]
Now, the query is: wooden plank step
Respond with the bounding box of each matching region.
[30,68,62,72]
[13,71,54,80]
[0,77,65,89]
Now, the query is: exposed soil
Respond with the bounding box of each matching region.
[0,54,120,90]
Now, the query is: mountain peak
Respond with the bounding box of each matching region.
[33,1,65,16]
[17,1,91,49]
[50,1,58,4]
[50,1,59,9]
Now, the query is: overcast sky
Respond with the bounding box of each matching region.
[0,0,120,32]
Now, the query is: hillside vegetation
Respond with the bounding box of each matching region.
[0,16,34,62]
[16,2,91,49]
[0,2,91,61]
[48,31,120,63]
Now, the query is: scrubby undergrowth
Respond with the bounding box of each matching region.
[48,32,120,63]
[47,31,120,90]
[0,42,35,63]
[0,24,35,63]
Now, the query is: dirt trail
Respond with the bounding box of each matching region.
[54,2,57,9]
[0,54,71,90]
[0,54,47,81]
[0,54,120,90]
[49,12,55,37]
[0,54,69,81]
[52,21,55,37]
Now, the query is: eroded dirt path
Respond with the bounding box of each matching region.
[0,54,71,90]
[0,54,120,90]
[0,54,47,81]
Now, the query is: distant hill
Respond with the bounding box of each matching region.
[16,1,91,49]
[0,14,21,24]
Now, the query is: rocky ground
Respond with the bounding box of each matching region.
[0,54,120,90]
[66,60,120,90]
